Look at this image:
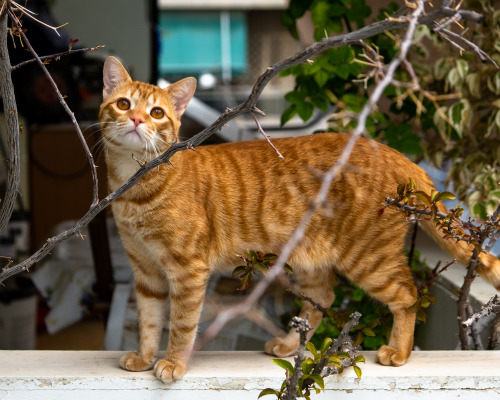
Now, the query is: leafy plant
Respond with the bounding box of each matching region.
[259,313,364,400]
[280,0,500,219]
[233,250,292,291]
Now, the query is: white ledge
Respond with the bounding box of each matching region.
[1,351,499,399]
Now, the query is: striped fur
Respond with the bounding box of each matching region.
[99,56,500,382]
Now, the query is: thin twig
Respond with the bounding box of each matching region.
[251,110,284,159]
[11,45,105,71]
[462,295,500,328]
[9,0,68,36]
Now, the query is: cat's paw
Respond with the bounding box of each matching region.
[376,345,408,367]
[265,337,299,357]
[154,359,187,383]
[120,352,155,372]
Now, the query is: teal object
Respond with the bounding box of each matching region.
[159,11,247,77]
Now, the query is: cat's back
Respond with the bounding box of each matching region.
[184,132,424,186]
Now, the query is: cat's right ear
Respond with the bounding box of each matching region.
[103,56,132,101]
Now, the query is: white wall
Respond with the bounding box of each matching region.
[51,0,151,82]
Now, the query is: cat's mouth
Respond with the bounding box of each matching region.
[124,129,144,144]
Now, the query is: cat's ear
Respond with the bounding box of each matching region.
[103,56,132,101]
[166,77,197,119]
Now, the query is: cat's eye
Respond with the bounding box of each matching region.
[150,107,165,119]
[116,98,130,111]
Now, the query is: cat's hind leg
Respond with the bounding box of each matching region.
[265,267,336,357]
[120,275,169,372]
[344,251,418,367]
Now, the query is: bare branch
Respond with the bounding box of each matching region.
[0,11,20,235]
[251,109,284,159]
[462,295,500,328]
[11,45,105,71]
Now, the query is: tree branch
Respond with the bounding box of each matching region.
[11,45,106,71]
[0,10,20,235]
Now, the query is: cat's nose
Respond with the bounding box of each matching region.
[130,115,145,127]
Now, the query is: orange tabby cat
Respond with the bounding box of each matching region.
[99,56,500,383]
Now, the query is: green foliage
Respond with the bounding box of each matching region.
[311,279,392,350]
[233,251,292,291]
[259,337,365,400]
[280,0,500,219]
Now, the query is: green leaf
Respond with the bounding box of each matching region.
[312,1,330,28]
[284,91,305,104]
[320,337,333,355]
[281,104,296,126]
[472,203,487,220]
[353,365,362,380]
[435,191,456,202]
[353,288,365,302]
[353,331,364,346]
[430,190,440,204]
[414,191,432,206]
[314,69,330,88]
[362,327,376,337]
[297,102,314,121]
[259,388,280,399]
[306,342,318,356]
[301,358,314,374]
[416,309,427,323]
[310,374,325,391]
[238,272,252,291]
[329,354,342,364]
[272,359,294,375]
[232,265,246,277]
[354,355,366,364]
[254,262,268,274]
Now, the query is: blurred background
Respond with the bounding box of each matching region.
[0,0,498,353]
[0,0,317,353]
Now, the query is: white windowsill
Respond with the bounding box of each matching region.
[1,350,499,399]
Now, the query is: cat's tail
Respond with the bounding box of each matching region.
[420,201,500,291]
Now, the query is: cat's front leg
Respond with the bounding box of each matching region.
[154,261,209,383]
[120,279,169,372]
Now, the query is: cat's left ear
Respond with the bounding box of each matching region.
[103,56,132,101]
[166,77,197,119]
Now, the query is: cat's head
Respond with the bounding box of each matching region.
[99,56,196,158]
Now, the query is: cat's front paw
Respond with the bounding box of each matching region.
[265,337,299,357]
[120,352,156,372]
[154,359,187,383]
[376,345,408,367]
